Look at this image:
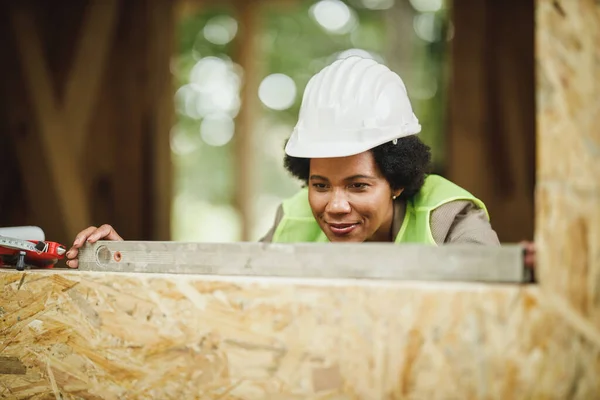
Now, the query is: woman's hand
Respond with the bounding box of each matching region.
[520,240,536,269]
[65,224,123,268]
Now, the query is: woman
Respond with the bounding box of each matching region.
[262,136,498,245]
[66,56,506,269]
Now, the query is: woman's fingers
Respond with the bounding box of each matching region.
[65,247,78,260]
[520,240,536,269]
[87,224,123,243]
[66,224,123,269]
[72,226,99,248]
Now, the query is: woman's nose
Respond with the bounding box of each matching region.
[325,191,351,214]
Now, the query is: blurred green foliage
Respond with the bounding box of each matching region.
[170,0,450,241]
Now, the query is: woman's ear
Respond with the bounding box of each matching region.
[392,188,404,200]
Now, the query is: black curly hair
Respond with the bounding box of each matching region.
[283,136,432,200]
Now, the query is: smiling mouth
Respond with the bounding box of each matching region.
[327,222,359,236]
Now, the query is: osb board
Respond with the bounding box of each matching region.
[535,0,600,329]
[1,270,599,399]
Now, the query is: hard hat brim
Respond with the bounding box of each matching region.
[284,124,422,158]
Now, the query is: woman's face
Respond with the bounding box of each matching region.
[308,151,401,242]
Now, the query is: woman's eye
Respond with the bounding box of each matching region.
[349,183,368,189]
[312,183,328,189]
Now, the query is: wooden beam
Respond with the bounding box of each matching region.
[448,0,535,243]
[64,0,118,156]
[3,0,174,244]
[0,269,598,397]
[11,8,92,240]
[146,0,175,241]
[0,3,67,239]
[109,2,146,242]
[4,96,69,242]
[384,0,414,83]
[176,0,300,18]
[76,241,530,283]
[10,1,119,241]
[232,0,262,241]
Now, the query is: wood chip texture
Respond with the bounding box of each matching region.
[1,270,599,399]
[536,0,600,332]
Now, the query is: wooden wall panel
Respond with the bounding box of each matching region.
[535,0,600,331]
[1,270,599,399]
[1,2,599,399]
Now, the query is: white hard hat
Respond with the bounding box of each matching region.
[285,56,421,158]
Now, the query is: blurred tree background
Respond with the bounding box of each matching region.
[170,0,450,242]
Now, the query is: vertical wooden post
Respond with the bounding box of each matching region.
[536,0,600,330]
[384,0,414,83]
[232,1,261,241]
[11,7,93,241]
[448,0,535,243]
[94,0,175,242]
[146,0,175,241]
[110,1,146,241]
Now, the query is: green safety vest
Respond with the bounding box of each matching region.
[271,174,489,244]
